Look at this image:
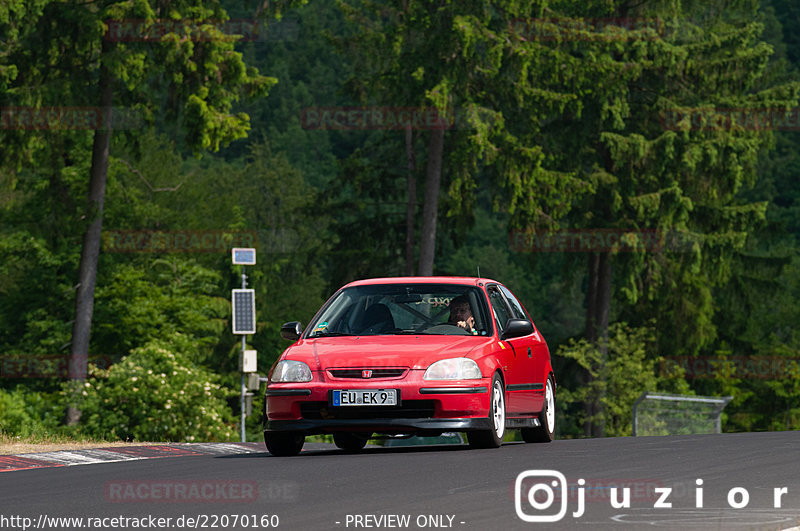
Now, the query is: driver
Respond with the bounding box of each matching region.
[448,296,476,334]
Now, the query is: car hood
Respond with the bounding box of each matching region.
[282,335,492,370]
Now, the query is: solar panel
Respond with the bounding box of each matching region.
[232,247,256,265]
[232,289,256,334]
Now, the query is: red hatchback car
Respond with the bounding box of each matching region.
[263,277,555,456]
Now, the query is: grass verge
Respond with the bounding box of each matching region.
[0,432,155,455]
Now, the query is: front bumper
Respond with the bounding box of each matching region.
[265,417,492,435]
[264,372,492,436]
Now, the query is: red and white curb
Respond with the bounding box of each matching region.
[0,442,264,472]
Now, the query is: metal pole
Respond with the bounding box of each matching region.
[632,391,649,437]
[240,266,247,442]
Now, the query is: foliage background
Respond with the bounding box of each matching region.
[2,0,800,441]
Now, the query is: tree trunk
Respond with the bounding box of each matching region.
[405,126,417,276]
[417,127,444,276]
[593,251,611,437]
[66,56,113,426]
[596,252,611,348]
[583,251,611,437]
[583,253,599,437]
[585,253,599,342]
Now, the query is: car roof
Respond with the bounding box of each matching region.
[342,276,501,288]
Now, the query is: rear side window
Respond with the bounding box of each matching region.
[499,285,528,320]
[487,286,512,332]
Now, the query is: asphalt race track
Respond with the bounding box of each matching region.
[1,432,799,530]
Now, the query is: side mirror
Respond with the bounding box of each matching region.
[501,319,533,340]
[280,321,303,341]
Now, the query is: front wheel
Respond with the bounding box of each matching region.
[467,373,505,449]
[522,376,555,443]
[264,432,305,456]
[333,432,371,452]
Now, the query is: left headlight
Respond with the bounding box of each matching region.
[423,358,482,380]
[270,360,312,382]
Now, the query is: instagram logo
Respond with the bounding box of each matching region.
[514,471,790,521]
[514,470,584,522]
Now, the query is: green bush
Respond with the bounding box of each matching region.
[0,386,62,437]
[557,322,690,437]
[77,339,236,442]
[0,388,34,436]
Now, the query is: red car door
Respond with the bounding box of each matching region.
[498,284,549,415]
[486,284,539,416]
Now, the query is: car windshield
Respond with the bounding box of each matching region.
[306,284,492,337]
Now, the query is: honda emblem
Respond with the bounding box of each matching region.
[362,370,372,378]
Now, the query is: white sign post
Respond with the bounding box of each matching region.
[232,248,257,442]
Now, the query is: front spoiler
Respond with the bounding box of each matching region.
[264,417,492,435]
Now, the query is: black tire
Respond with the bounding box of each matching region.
[333,432,371,452]
[522,376,555,443]
[467,373,506,449]
[264,432,305,456]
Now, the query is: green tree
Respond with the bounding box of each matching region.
[336,0,593,276]
[710,0,800,431]
[557,322,691,437]
[1,1,279,424]
[527,0,799,435]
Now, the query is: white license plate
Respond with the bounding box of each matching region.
[331,389,398,406]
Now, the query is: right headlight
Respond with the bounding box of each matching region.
[423,358,482,380]
[270,360,312,382]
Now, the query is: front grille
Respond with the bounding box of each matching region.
[327,368,407,379]
[300,400,436,420]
